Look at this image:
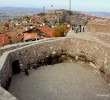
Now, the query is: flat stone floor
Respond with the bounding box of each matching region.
[9,62,110,100]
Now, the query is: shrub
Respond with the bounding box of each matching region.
[4,22,9,28]
[55,24,67,37]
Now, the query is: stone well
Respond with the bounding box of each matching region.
[0,37,110,99]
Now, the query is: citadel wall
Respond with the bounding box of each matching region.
[0,37,110,99]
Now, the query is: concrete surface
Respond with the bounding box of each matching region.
[9,62,110,100]
[66,29,110,47]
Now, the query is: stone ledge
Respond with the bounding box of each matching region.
[0,87,17,100]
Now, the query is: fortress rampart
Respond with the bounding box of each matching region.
[0,37,110,99]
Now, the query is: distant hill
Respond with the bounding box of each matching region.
[0,6,43,14]
[0,7,43,22]
[80,11,110,17]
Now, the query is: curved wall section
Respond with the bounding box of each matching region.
[0,37,110,99]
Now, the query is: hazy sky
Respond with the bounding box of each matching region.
[0,0,110,12]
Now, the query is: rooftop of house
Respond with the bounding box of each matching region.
[4,31,23,42]
[30,16,44,24]
[24,33,37,40]
[35,18,44,24]
[0,34,10,46]
[46,14,58,18]
[36,26,56,37]
[10,35,23,42]
[0,34,8,37]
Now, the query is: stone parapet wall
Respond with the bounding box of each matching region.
[0,42,33,57]
[0,38,56,57]
[0,37,110,99]
[94,33,110,44]
[0,87,17,100]
[86,20,110,33]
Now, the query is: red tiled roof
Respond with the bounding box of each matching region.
[30,16,44,24]
[0,38,3,46]
[5,32,23,42]
[35,18,44,24]
[4,38,10,45]
[0,34,10,46]
[5,32,16,37]
[36,26,56,37]
[0,34,7,37]
[10,35,23,42]
[47,14,57,18]
[30,16,36,20]
[34,24,40,27]
[24,33,37,40]
[36,35,41,38]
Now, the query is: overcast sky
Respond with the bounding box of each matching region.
[0,0,110,12]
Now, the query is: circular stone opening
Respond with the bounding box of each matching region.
[9,60,110,100]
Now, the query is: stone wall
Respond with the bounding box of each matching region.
[0,86,17,100]
[0,38,55,57]
[86,19,110,33]
[94,33,110,44]
[0,41,32,57]
[0,37,110,99]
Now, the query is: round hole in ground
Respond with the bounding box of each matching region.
[9,61,110,100]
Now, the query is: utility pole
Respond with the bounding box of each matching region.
[43,6,45,14]
[69,0,71,12]
[69,0,72,23]
[51,5,54,15]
